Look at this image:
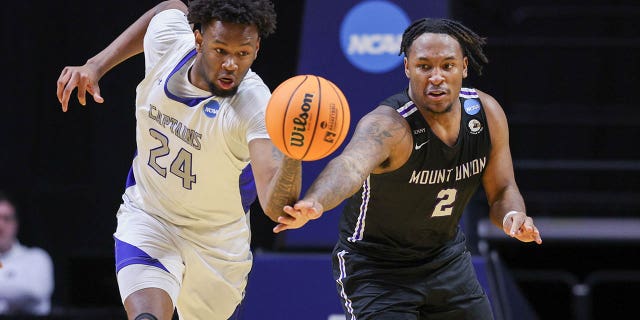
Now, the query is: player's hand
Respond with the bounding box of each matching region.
[272,200,324,233]
[273,207,310,233]
[503,211,542,244]
[290,199,323,220]
[56,64,104,112]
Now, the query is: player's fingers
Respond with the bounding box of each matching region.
[307,208,321,220]
[273,223,290,233]
[533,226,542,244]
[88,83,104,104]
[277,215,296,225]
[509,214,524,237]
[283,205,296,215]
[287,208,302,219]
[56,68,71,104]
[519,217,542,244]
[61,72,80,112]
[522,217,535,232]
[294,202,319,220]
[77,75,89,106]
[515,224,542,244]
[293,200,313,211]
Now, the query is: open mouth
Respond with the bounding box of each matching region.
[427,89,447,98]
[218,77,235,90]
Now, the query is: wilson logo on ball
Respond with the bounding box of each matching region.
[290,93,314,147]
[266,75,351,161]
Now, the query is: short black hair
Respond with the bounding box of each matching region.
[399,18,489,75]
[187,0,277,38]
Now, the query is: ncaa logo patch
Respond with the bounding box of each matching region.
[203,100,220,118]
[464,99,481,115]
[339,1,410,73]
[468,119,483,134]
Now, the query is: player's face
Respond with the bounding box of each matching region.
[404,33,468,114]
[194,21,260,97]
[0,201,17,253]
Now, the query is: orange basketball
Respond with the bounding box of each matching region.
[265,75,350,161]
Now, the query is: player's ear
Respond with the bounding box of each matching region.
[462,56,468,78]
[254,37,261,59]
[404,57,410,79]
[194,29,203,53]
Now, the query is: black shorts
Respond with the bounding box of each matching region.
[332,244,493,320]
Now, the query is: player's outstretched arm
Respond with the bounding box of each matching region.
[249,139,303,223]
[479,90,542,244]
[274,106,411,233]
[56,0,187,111]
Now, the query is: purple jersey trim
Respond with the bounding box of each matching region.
[164,49,212,107]
[125,166,136,189]
[114,237,169,273]
[398,104,416,118]
[239,165,257,213]
[125,150,138,189]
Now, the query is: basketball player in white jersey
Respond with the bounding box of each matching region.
[56,1,303,319]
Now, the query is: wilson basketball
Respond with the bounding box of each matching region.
[265,75,350,161]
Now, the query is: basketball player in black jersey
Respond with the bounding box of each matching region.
[275,18,542,319]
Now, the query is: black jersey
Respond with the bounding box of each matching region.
[338,88,491,260]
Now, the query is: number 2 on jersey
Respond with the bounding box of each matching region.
[431,188,457,217]
[148,128,196,189]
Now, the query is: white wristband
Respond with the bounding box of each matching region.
[502,211,519,226]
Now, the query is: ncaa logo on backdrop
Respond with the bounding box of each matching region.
[340,1,410,73]
[203,100,220,118]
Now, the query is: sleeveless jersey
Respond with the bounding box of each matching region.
[122,10,270,229]
[338,88,491,259]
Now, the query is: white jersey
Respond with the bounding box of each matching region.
[0,242,54,315]
[123,9,271,228]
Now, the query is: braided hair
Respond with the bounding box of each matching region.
[187,0,277,38]
[399,18,488,75]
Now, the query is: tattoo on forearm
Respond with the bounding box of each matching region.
[307,156,367,211]
[304,112,408,212]
[266,147,301,218]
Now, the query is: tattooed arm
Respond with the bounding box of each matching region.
[249,138,302,222]
[274,105,412,233]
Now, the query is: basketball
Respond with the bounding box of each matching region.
[265,75,350,161]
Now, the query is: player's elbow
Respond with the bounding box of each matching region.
[257,198,283,223]
[262,207,280,223]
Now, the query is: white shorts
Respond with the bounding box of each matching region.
[113,202,253,319]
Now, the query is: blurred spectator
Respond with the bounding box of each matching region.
[0,191,54,315]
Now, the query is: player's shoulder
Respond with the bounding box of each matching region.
[152,1,188,16]
[151,6,188,25]
[465,88,504,118]
[238,70,270,93]
[144,8,193,73]
[148,8,190,39]
[466,88,497,108]
[233,70,271,104]
[379,89,411,111]
[470,88,509,135]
